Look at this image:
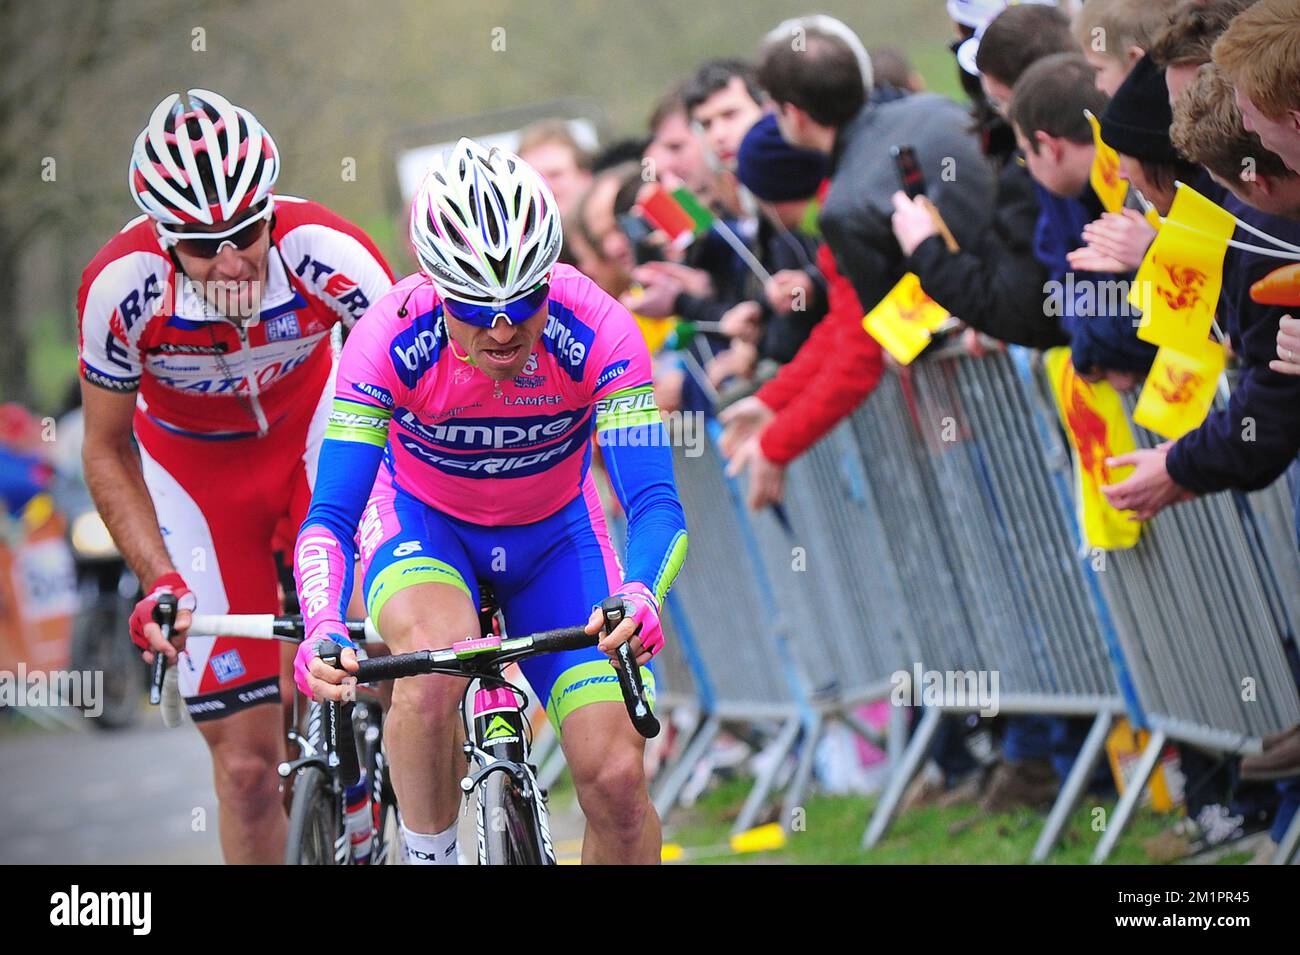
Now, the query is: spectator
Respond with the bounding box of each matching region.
[1166,60,1300,839]
[1170,64,1300,222]
[868,46,925,96]
[516,119,594,218]
[644,86,715,202]
[974,2,1077,113]
[1071,0,1182,95]
[1105,66,1300,511]
[892,9,1071,350]
[757,16,994,329]
[1212,0,1300,174]
[681,59,766,172]
[732,113,829,366]
[1147,0,1261,104]
[1003,49,1157,381]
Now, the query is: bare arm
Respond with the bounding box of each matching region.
[79,381,175,585]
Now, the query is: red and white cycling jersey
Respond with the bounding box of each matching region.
[77,196,394,437]
[77,196,393,720]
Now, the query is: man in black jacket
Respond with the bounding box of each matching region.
[756,16,995,322]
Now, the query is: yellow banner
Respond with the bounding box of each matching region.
[1128,184,1236,355]
[1044,347,1142,550]
[1085,109,1128,215]
[1132,339,1225,440]
[862,272,950,365]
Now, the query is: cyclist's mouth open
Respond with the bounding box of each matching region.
[481,343,524,369]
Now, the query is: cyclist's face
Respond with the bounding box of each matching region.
[171,211,271,317]
[444,306,548,380]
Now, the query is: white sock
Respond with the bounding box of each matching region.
[402,822,459,865]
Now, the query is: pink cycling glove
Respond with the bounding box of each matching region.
[612,581,665,660]
[293,623,355,698]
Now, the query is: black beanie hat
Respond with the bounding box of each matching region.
[736,113,828,202]
[1099,53,1183,166]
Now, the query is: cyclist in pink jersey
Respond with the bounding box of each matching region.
[78,89,393,862]
[293,139,687,864]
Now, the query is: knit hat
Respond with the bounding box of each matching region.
[736,114,828,202]
[1099,53,1184,165]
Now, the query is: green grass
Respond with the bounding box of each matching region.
[662,778,1194,865]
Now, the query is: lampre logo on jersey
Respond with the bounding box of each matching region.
[542,305,595,381]
[393,409,585,451]
[296,534,341,618]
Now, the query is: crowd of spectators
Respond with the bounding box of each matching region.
[517,0,1300,860]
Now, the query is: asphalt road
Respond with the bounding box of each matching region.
[0,704,587,865]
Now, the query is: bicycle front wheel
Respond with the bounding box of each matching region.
[285,766,342,865]
[481,772,546,865]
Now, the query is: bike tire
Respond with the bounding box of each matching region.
[70,595,142,730]
[481,772,545,865]
[285,766,343,865]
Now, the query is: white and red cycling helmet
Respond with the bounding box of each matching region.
[129,89,280,226]
[408,137,562,305]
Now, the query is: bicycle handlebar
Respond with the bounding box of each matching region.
[601,597,661,739]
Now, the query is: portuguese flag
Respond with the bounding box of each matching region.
[639,184,715,248]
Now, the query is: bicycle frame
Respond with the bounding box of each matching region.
[464,680,555,865]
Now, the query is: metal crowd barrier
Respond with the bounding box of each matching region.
[638,345,1300,862]
[1083,391,1300,863]
[847,353,1127,860]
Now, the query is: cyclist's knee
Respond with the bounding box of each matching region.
[211,748,280,813]
[571,743,649,834]
[389,671,463,722]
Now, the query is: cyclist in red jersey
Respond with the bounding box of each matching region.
[77,89,393,862]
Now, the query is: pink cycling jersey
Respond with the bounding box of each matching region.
[332,263,657,525]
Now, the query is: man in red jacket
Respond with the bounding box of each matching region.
[719,186,884,508]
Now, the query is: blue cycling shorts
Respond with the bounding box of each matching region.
[357,469,653,733]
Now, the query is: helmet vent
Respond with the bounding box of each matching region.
[440,212,471,254]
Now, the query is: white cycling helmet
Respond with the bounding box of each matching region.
[129,89,280,226]
[409,137,562,304]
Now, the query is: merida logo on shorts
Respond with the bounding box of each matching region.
[561,674,618,697]
[49,885,151,935]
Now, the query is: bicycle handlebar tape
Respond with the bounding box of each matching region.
[601,597,660,739]
[319,642,361,788]
[530,626,598,654]
[353,650,434,684]
[150,593,179,706]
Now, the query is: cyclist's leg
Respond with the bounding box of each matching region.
[358,470,479,859]
[490,477,660,864]
[136,424,288,863]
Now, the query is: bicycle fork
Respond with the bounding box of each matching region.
[463,685,555,864]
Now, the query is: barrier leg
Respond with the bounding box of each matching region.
[733,716,801,835]
[863,706,941,849]
[887,702,908,769]
[779,712,824,835]
[1032,711,1113,862]
[840,706,888,753]
[652,714,721,820]
[1273,802,1300,865]
[1091,728,1166,864]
